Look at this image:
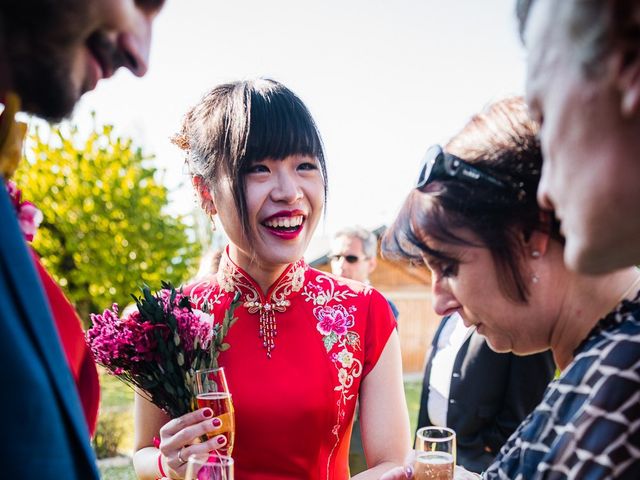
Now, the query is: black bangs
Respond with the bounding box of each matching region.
[243,83,325,166]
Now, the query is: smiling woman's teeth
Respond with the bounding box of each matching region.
[264,216,303,229]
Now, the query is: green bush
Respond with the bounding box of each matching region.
[93,411,126,459]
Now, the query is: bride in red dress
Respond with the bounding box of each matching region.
[132,78,410,480]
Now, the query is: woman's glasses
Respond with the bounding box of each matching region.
[415,145,525,200]
[329,254,364,264]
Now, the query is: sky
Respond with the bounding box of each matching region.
[71,0,526,258]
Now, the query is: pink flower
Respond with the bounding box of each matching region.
[5,180,43,242]
[17,201,43,241]
[314,304,354,336]
[5,180,20,206]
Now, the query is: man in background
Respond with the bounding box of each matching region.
[330,226,399,318]
[417,313,554,472]
[0,1,165,477]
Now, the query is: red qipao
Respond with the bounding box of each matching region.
[185,251,396,480]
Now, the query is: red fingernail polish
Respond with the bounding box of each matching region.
[212,418,222,427]
[217,436,226,445]
[203,408,213,418]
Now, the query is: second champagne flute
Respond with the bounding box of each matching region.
[414,426,456,480]
[185,453,234,480]
[194,367,235,456]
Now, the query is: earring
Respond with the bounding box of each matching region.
[209,213,217,232]
[532,273,540,284]
[531,250,541,258]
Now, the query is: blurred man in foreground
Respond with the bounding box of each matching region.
[0,1,165,477]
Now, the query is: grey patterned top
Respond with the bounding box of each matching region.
[483,292,640,479]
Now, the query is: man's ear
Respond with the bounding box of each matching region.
[612,5,640,118]
[192,175,216,216]
[368,255,378,274]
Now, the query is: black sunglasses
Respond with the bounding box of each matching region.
[415,145,525,199]
[329,254,364,264]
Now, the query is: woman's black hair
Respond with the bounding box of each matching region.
[173,78,327,243]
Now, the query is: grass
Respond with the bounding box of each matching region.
[99,464,137,480]
[99,377,423,479]
[100,370,135,409]
[405,379,422,436]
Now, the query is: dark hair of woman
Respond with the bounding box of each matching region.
[172,78,327,243]
[383,97,561,303]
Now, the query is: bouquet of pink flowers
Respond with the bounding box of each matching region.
[86,282,239,417]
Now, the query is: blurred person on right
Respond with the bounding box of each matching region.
[380,97,640,479]
[517,0,640,274]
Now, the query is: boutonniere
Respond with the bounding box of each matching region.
[5,180,43,242]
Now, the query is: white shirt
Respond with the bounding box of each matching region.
[427,313,473,427]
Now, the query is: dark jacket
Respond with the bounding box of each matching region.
[0,184,99,479]
[417,315,555,473]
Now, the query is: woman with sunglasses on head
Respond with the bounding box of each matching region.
[132,79,410,480]
[380,97,640,479]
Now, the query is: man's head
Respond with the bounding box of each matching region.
[0,0,165,121]
[330,227,378,283]
[518,0,640,274]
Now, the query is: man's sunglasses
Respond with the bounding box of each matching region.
[415,145,525,199]
[329,254,364,264]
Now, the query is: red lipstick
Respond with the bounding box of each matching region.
[261,210,306,240]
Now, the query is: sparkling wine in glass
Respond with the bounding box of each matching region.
[185,453,234,480]
[194,367,235,456]
[414,427,456,480]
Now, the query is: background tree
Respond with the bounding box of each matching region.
[15,121,201,324]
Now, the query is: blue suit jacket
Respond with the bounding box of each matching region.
[0,183,99,478]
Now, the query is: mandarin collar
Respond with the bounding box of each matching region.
[216,248,308,303]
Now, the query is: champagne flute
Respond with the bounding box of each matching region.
[185,453,234,480]
[413,426,456,480]
[194,367,235,455]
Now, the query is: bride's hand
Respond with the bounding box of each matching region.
[157,408,227,479]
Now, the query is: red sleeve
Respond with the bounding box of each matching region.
[30,249,100,436]
[362,288,397,378]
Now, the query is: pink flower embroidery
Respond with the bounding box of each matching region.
[314,304,354,336]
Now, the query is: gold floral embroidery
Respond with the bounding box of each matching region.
[187,278,226,313]
[214,252,307,358]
